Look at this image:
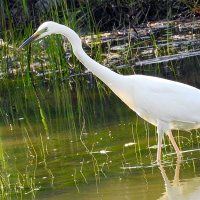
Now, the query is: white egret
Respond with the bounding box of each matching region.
[19,21,200,164]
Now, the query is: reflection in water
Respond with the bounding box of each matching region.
[158,160,200,200]
[2,27,200,199]
[2,93,200,200]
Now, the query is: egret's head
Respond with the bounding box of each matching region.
[18,21,57,49]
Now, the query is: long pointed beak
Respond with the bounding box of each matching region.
[18,32,40,50]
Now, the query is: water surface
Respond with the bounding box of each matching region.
[1,19,200,199]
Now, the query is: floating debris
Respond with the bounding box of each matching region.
[166,148,200,156]
[135,50,200,66]
[148,144,169,149]
[121,164,157,170]
[92,150,112,154]
[124,142,136,147]
[111,43,129,51]
[18,117,24,121]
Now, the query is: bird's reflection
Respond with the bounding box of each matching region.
[158,159,200,200]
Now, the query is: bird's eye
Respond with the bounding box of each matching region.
[44,27,48,32]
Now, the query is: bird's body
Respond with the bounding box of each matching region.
[121,75,200,130]
[19,21,200,163]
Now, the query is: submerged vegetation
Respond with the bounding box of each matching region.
[0,0,200,199]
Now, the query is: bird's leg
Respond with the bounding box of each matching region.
[166,130,182,160]
[156,128,165,164]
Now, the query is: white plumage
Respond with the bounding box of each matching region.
[19,21,200,164]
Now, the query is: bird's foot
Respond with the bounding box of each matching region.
[151,159,161,166]
[176,152,183,163]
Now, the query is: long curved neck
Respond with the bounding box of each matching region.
[58,25,122,88]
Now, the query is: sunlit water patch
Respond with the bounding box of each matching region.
[1,18,200,200]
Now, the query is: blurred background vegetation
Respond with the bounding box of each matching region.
[0,0,196,35]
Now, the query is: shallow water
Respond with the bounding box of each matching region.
[2,19,200,200]
[1,84,200,200]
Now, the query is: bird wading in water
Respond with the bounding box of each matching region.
[19,21,200,164]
